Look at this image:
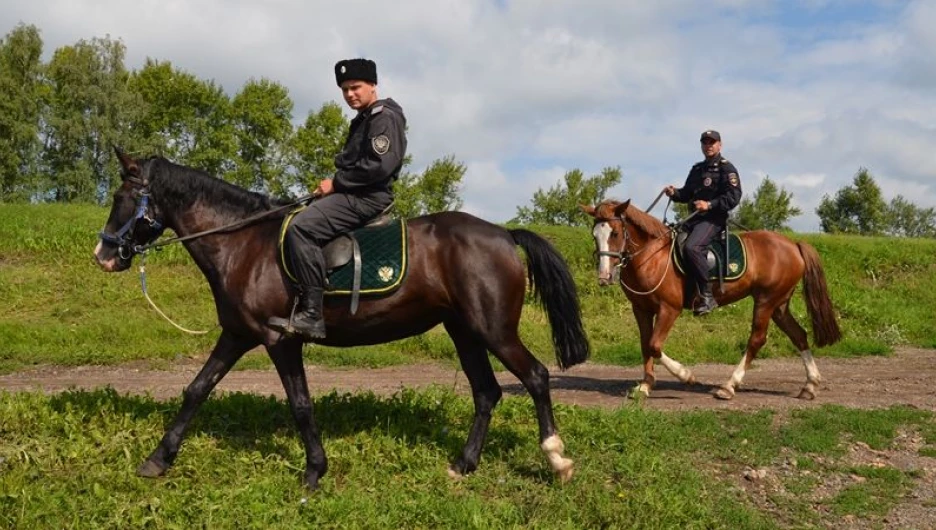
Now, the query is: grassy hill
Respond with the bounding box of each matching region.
[1,204,934,373]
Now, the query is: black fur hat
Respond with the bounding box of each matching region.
[335,58,378,86]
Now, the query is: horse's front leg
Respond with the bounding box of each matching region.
[267,338,328,491]
[138,330,257,478]
[631,306,690,398]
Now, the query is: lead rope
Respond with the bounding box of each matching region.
[139,254,216,335]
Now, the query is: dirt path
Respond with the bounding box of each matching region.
[2,347,935,412]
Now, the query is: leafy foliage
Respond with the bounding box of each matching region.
[394,155,466,218]
[733,176,802,230]
[816,168,888,235]
[884,195,936,238]
[514,166,622,226]
[229,78,295,195]
[292,101,349,189]
[0,23,44,202]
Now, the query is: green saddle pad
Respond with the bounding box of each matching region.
[674,232,747,281]
[324,220,407,295]
[279,212,408,297]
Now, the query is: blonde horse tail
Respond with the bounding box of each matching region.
[797,241,842,347]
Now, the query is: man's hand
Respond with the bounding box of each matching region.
[693,200,711,211]
[664,185,677,197]
[314,178,335,197]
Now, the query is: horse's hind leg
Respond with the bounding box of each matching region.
[772,300,822,400]
[138,330,256,478]
[267,338,328,490]
[486,331,573,482]
[443,319,502,479]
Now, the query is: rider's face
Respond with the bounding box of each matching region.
[341,80,378,111]
[701,138,721,158]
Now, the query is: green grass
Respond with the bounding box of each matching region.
[1,389,933,529]
[2,205,936,374]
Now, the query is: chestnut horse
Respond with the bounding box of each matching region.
[581,199,841,400]
[94,150,589,490]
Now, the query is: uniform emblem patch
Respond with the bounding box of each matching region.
[728,173,739,187]
[372,135,390,155]
[340,65,346,74]
[378,266,394,282]
[703,177,712,187]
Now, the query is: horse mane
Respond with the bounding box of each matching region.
[144,157,291,219]
[598,199,669,238]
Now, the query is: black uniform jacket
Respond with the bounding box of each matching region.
[671,155,742,224]
[333,98,407,196]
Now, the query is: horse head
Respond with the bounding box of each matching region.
[94,146,166,272]
[580,200,632,286]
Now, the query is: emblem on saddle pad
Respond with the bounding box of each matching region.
[729,262,739,273]
[378,266,394,282]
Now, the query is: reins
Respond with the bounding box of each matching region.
[599,197,698,297]
[119,190,314,335]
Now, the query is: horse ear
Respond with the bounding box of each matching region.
[613,200,631,217]
[579,204,597,217]
[112,145,140,179]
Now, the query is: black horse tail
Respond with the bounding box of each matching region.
[509,229,590,369]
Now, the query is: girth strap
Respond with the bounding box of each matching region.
[351,237,362,314]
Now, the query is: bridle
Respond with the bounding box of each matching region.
[592,213,678,296]
[98,173,165,260]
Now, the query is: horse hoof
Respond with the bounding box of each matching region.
[713,387,735,400]
[685,375,697,386]
[629,384,650,400]
[797,388,816,400]
[303,472,322,492]
[447,466,465,480]
[136,459,167,478]
[557,460,575,483]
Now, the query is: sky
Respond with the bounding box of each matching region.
[3,0,935,231]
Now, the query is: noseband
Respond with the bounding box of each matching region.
[98,174,164,259]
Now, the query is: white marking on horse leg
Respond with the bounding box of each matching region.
[716,355,746,399]
[659,352,695,384]
[633,382,652,398]
[541,434,574,482]
[798,349,821,400]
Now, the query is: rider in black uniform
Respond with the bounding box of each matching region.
[269,58,407,339]
[664,130,742,315]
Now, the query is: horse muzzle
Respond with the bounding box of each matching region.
[94,240,132,272]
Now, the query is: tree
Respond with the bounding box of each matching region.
[732,176,802,230]
[0,24,44,202]
[514,166,622,226]
[41,36,142,202]
[292,101,349,191]
[885,195,936,238]
[816,168,888,235]
[393,155,466,218]
[229,78,294,195]
[128,59,236,176]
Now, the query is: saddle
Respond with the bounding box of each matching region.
[279,205,408,315]
[673,227,747,306]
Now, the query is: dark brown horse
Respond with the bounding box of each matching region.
[581,199,841,401]
[93,150,589,490]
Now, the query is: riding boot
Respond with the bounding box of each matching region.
[693,282,718,316]
[268,287,327,339]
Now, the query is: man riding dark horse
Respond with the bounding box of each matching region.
[664,129,742,315]
[269,58,407,339]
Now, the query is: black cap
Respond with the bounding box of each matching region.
[335,58,378,86]
[700,130,721,142]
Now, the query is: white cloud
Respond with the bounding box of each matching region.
[2,0,935,231]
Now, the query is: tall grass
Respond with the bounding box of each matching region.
[1,204,935,373]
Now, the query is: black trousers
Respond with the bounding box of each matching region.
[285,191,392,290]
[683,218,721,292]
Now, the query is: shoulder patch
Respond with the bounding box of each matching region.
[728,173,740,187]
[372,134,390,155]
[370,105,384,115]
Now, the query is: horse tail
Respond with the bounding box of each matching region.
[509,229,590,369]
[797,241,842,347]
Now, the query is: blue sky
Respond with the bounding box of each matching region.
[3,0,934,231]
